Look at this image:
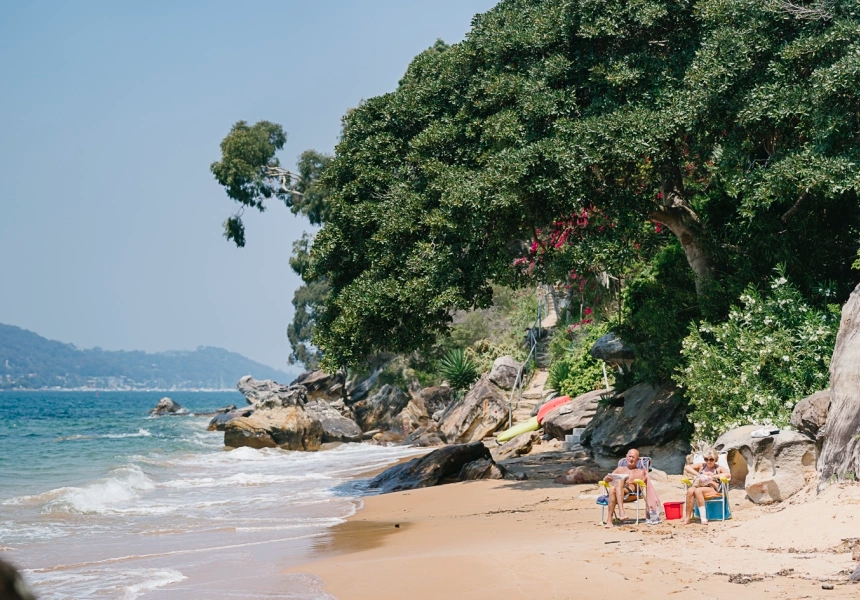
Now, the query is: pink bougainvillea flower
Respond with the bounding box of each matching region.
[584,307,592,315]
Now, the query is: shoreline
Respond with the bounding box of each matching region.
[293,473,860,599]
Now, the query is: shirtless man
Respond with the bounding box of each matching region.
[603,448,647,528]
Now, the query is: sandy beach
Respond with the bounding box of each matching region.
[294,473,860,599]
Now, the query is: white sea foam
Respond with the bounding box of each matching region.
[24,567,186,600]
[44,465,155,514]
[102,428,153,439]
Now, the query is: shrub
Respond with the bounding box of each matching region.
[676,270,839,442]
[438,348,479,392]
[546,322,611,398]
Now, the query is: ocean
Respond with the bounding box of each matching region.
[0,391,422,599]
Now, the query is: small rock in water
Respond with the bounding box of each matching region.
[150,397,184,415]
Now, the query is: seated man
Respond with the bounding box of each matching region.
[603,448,647,528]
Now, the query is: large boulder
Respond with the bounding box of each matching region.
[438,375,509,444]
[223,405,323,451]
[541,388,607,441]
[492,431,540,461]
[352,384,410,431]
[290,370,345,402]
[236,376,306,408]
[790,389,830,439]
[388,399,429,438]
[580,383,690,474]
[421,386,454,419]
[207,406,255,431]
[368,442,491,493]
[590,332,635,371]
[488,356,523,390]
[553,466,602,485]
[149,397,185,416]
[400,422,446,447]
[458,458,508,481]
[304,400,362,443]
[714,425,816,503]
[819,284,860,484]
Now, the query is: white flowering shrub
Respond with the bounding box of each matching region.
[676,272,840,442]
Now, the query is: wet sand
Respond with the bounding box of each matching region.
[292,475,860,599]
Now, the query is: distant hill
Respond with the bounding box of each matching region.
[0,323,298,390]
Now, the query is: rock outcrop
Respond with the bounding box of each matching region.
[388,399,429,438]
[438,375,509,444]
[714,425,816,503]
[149,397,185,415]
[401,423,446,447]
[304,400,362,443]
[223,405,323,451]
[553,466,602,485]
[420,386,453,419]
[790,389,830,439]
[458,458,508,481]
[353,384,410,431]
[290,370,345,402]
[488,356,522,390]
[819,283,860,484]
[368,442,491,493]
[236,376,306,408]
[590,332,635,371]
[580,383,690,474]
[541,388,606,441]
[207,406,255,431]
[492,431,540,461]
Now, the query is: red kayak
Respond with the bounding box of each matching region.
[536,396,571,423]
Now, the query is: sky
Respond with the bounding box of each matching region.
[0,0,498,374]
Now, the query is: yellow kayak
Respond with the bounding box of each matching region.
[496,416,540,443]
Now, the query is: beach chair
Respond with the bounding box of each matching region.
[681,453,731,521]
[597,456,651,525]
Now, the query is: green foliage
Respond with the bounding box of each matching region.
[466,339,525,376]
[676,270,840,442]
[546,322,611,398]
[292,150,334,226]
[438,348,479,392]
[308,0,860,369]
[619,242,702,383]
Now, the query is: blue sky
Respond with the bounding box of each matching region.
[0,1,497,373]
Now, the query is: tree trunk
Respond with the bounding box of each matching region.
[817,282,860,486]
[648,193,713,296]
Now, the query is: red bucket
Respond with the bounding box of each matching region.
[663,501,684,520]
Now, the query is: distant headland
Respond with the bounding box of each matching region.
[0,322,297,391]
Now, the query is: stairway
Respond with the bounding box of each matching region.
[511,368,553,424]
[534,328,554,369]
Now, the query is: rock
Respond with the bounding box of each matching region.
[388,399,429,437]
[790,389,830,439]
[290,370,345,402]
[215,404,237,414]
[713,425,816,503]
[820,284,860,484]
[421,386,454,418]
[493,431,540,461]
[207,406,255,431]
[348,367,383,402]
[488,356,523,390]
[400,423,446,447]
[236,376,306,408]
[580,383,691,474]
[438,375,509,444]
[149,397,185,415]
[368,442,491,493]
[223,405,323,451]
[304,400,362,443]
[353,384,410,431]
[541,388,607,441]
[850,563,860,582]
[458,458,508,481]
[590,332,635,371]
[553,466,602,485]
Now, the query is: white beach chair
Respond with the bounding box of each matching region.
[597,456,651,525]
[681,452,731,521]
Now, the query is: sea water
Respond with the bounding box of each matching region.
[0,391,423,599]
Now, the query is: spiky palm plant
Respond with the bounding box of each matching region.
[438,349,479,392]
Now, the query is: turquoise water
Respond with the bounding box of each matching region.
[0,392,422,599]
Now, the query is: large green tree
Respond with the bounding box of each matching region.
[309,0,860,370]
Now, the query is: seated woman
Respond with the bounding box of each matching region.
[681,450,729,526]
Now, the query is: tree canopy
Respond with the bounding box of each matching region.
[308,0,860,370]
